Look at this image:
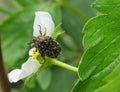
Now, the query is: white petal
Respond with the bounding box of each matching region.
[8,57,40,83]
[19,57,40,78]
[29,47,36,56]
[33,11,55,37]
[8,69,22,83]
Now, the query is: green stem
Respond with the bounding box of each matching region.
[57,0,89,22]
[49,59,78,73]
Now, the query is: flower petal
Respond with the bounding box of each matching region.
[8,69,22,83]
[33,11,55,37]
[29,48,39,59]
[29,47,36,56]
[19,57,40,78]
[8,57,40,83]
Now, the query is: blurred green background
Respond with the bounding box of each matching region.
[0,0,96,92]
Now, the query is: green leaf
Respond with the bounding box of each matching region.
[79,1,120,81]
[73,0,120,91]
[72,57,120,92]
[95,62,120,92]
[0,2,61,67]
[0,5,13,14]
[36,68,52,90]
[93,0,120,14]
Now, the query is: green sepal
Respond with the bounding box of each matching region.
[51,23,64,39]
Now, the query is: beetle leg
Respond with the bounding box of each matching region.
[40,53,46,64]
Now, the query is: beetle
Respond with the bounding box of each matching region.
[31,25,61,62]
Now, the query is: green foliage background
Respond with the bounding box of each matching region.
[1,0,94,91]
[1,0,120,92]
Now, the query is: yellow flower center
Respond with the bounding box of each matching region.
[30,48,39,59]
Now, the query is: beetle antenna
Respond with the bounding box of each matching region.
[43,27,47,36]
[38,25,42,35]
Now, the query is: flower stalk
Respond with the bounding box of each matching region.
[49,59,78,73]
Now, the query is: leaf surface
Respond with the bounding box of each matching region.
[73,0,120,91]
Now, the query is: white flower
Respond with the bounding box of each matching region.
[8,57,40,83]
[8,11,55,83]
[8,48,40,83]
[33,11,55,36]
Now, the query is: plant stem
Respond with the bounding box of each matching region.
[49,59,78,73]
[0,38,10,92]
